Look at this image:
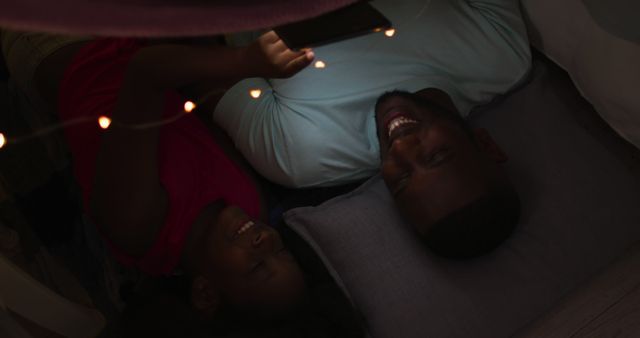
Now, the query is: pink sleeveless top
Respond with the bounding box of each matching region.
[58,39,261,275]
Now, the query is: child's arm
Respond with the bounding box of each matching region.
[130,31,314,92]
[91,32,314,257]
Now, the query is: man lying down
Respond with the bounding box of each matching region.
[215,0,531,258]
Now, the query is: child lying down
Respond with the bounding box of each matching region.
[215,0,530,257]
[2,28,363,336]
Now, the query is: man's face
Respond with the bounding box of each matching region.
[375,91,507,236]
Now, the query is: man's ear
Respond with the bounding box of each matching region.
[191,276,221,320]
[473,128,508,163]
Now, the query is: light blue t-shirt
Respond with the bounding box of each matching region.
[214,0,531,187]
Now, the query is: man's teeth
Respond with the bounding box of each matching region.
[387,116,418,137]
[237,221,254,235]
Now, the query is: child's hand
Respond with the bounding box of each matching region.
[245,31,314,78]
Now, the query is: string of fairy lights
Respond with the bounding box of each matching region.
[0,43,358,150]
[0,0,433,151]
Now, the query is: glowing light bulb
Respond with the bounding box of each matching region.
[373,27,383,33]
[249,89,262,99]
[184,100,196,113]
[314,60,326,69]
[0,133,5,149]
[384,28,396,37]
[98,116,112,130]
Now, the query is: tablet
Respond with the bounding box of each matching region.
[274,1,392,50]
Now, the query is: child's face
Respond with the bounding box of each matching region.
[201,205,306,318]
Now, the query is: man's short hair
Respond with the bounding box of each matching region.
[422,183,520,259]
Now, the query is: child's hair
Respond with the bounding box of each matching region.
[120,226,365,338]
[119,276,207,338]
[120,275,364,338]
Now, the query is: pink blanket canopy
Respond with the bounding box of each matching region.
[0,0,357,37]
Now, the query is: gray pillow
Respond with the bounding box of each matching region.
[284,59,640,338]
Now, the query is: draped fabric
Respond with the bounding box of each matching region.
[0,0,357,37]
